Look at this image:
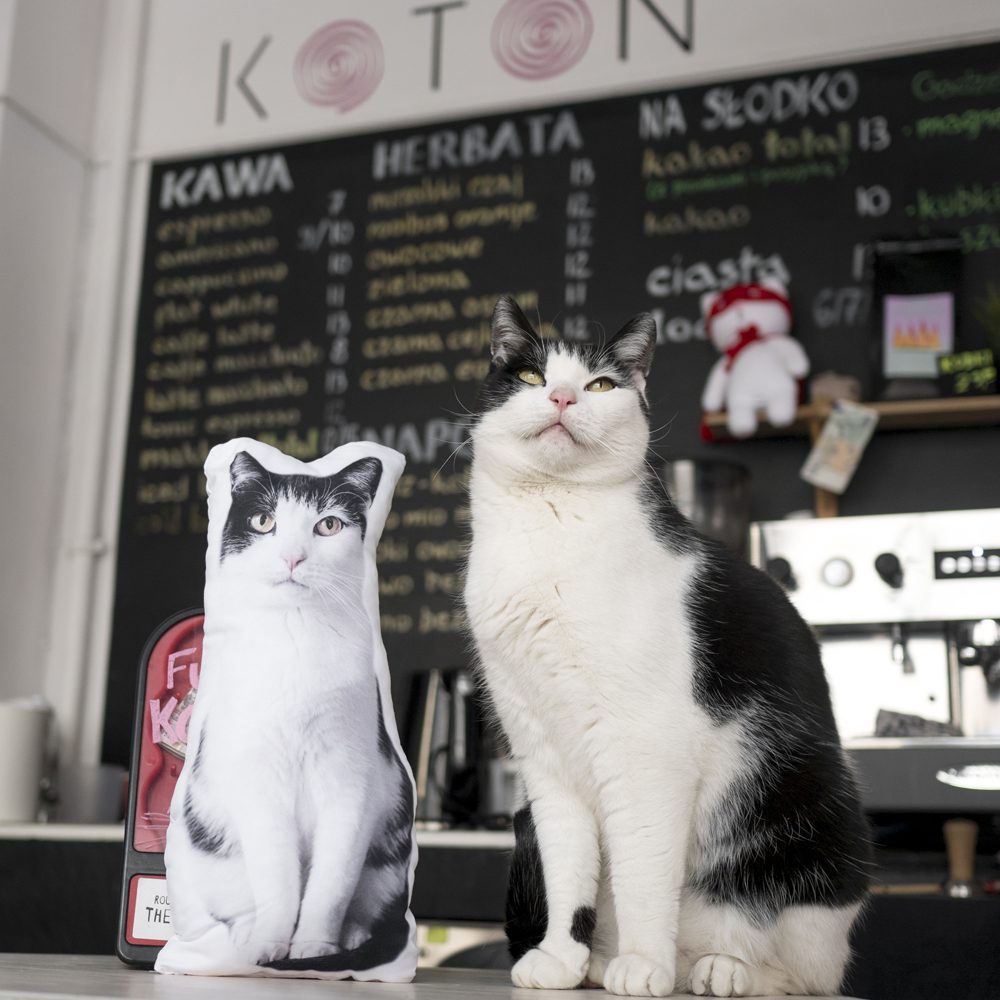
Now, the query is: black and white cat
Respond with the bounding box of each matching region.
[157,440,417,981]
[463,297,871,997]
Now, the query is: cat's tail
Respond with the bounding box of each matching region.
[264,906,411,976]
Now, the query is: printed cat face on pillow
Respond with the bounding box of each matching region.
[217,451,382,613]
[472,295,658,486]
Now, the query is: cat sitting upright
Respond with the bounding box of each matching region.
[463,297,871,997]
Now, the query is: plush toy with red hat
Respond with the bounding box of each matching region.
[700,279,809,438]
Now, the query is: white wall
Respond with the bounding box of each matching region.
[0,101,88,683]
[136,0,1000,157]
[0,0,106,710]
[0,0,145,765]
[2,0,999,766]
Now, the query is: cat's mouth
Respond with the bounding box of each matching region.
[538,420,577,442]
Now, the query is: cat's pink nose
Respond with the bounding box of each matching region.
[285,554,305,573]
[549,388,576,413]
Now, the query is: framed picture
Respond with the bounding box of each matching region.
[870,237,963,400]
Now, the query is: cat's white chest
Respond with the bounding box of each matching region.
[466,479,700,784]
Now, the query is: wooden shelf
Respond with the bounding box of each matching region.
[703,394,1000,518]
[703,394,1000,441]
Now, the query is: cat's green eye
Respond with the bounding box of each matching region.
[586,377,616,392]
[249,512,275,533]
[517,369,545,385]
[315,515,343,537]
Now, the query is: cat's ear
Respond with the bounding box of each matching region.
[229,451,268,491]
[490,295,538,367]
[339,457,383,509]
[609,313,657,394]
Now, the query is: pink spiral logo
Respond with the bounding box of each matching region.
[293,20,384,112]
[491,0,593,81]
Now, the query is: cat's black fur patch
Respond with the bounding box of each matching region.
[190,730,206,777]
[184,786,230,856]
[570,906,597,949]
[364,690,416,871]
[505,806,548,961]
[375,687,396,762]
[684,540,873,923]
[221,453,382,560]
[640,468,699,557]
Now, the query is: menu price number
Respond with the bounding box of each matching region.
[812,286,870,329]
[320,191,354,408]
[960,223,1000,255]
[856,185,892,218]
[298,190,355,253]
[563,158,596,340]
[857,116,892,153]
[298,218,355,252]
[937,348,997,396]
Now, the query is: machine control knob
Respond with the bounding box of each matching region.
[821,557,854,587]
[766,557,797,591]
[875,552,904,589]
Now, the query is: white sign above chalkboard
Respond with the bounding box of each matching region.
[136,0,1000,157]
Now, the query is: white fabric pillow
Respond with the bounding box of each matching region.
[156,438,418,981]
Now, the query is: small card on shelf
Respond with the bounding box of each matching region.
[800,401,880,495]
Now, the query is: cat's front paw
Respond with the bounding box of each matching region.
[689,954,754,997]
[511,944,589,990]
[288,939,335,961]
[604,953,675,997]
[229,916,290,965]
[254,941,295,965]
[339,921,372,952]
[287,940,312,961]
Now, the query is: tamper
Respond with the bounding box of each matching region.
[943,818,978,898]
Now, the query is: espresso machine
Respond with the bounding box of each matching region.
[750,508,1000,814]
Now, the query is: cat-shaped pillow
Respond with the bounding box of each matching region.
[155,438,418,982]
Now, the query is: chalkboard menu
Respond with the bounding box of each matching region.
[103,41,1000,764]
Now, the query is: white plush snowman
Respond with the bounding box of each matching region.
[700,280,809,438]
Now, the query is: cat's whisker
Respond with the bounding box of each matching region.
[445,386,479,419]
[532,303,547,338]
[311,569,366,601]
[431,435,473,481]
[647,415,678,445]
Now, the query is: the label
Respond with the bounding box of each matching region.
[126,875,172,946]
[937,348,997,397]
